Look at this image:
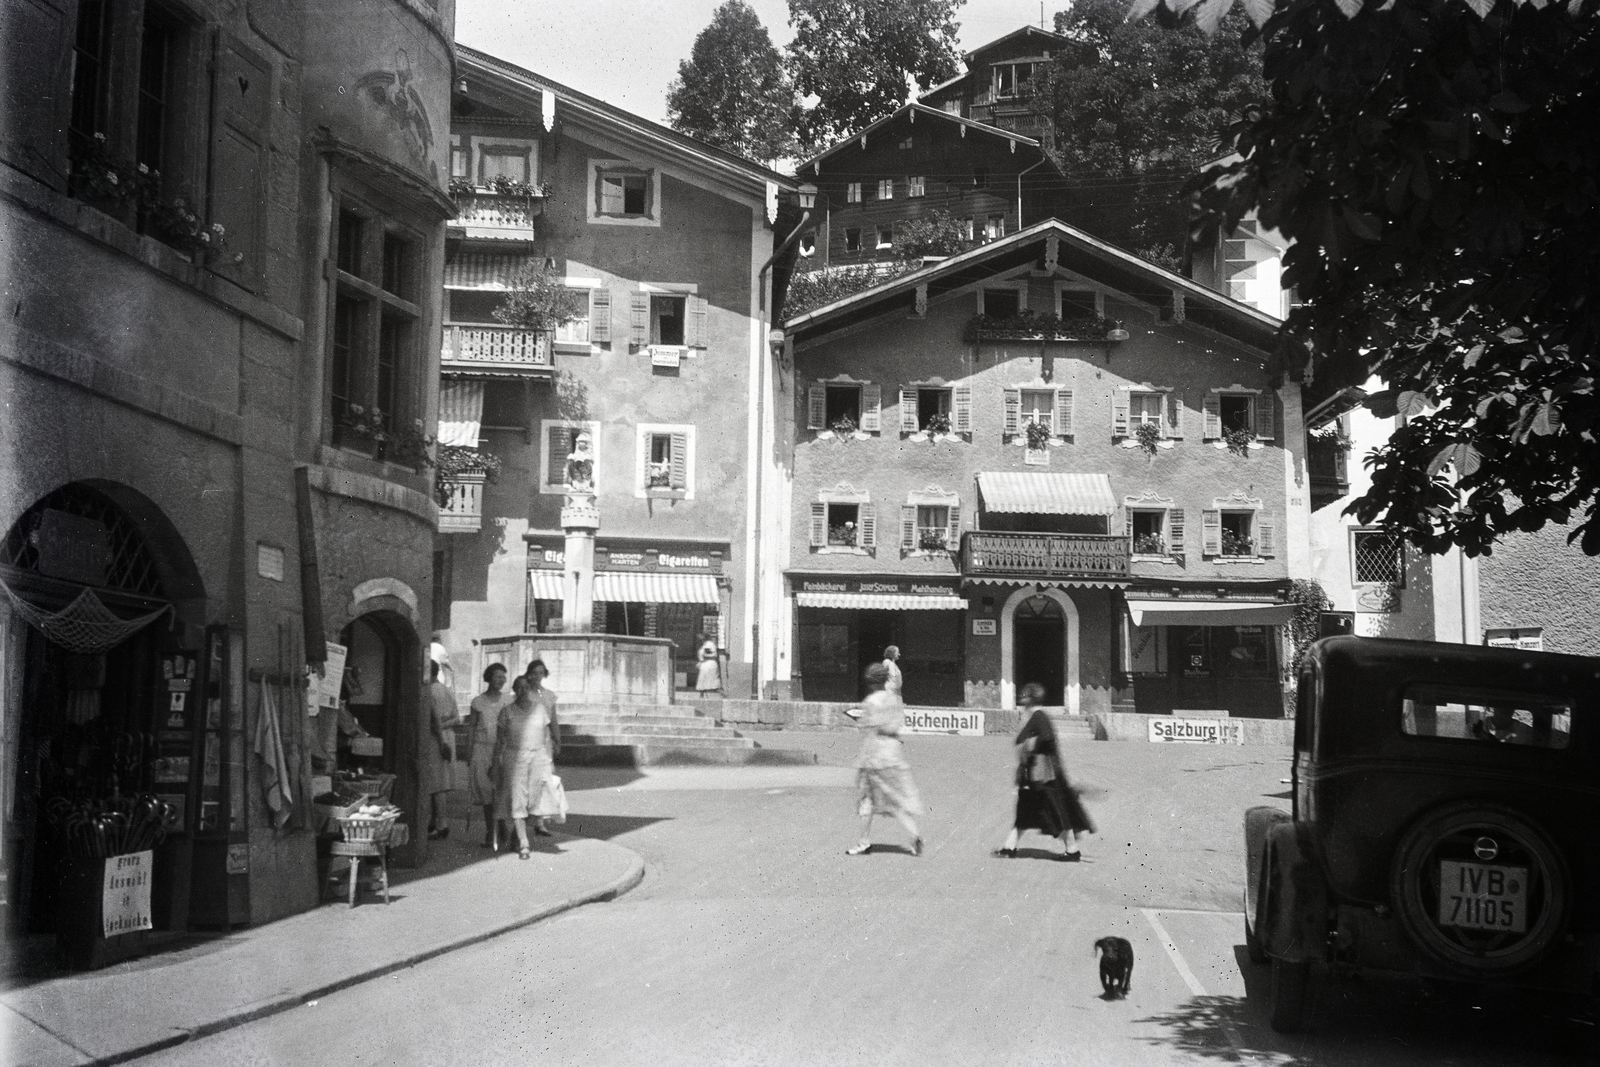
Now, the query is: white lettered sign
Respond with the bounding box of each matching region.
[1148,717,1243,744]
[903,709,985,736]
[103,850,153,937]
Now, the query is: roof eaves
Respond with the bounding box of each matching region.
[458,46,797,191]
[962,25,1073,62]
[796,103,1041,174]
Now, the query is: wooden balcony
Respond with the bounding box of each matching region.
[1307,434,1350,504]
[961,531,1129,581]
[441,325,553,378]
[437,469,486,534]
[449,189,541,237]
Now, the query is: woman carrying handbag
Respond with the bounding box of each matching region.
[993,683,1095,861]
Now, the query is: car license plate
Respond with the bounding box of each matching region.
[1438,860,1527,933]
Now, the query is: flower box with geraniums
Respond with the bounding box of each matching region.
[434,444,503,506]
[1133,533,1167,556]
[1222,426,1260,457]
[1134,421,1163,457]
[1023,419,1053,451]
[965,310,1111,343]
[821,413,865,441]
[69,133,239,263]
[1221,529,1254,557]
[917,529,950,552]
[924,411,953,438]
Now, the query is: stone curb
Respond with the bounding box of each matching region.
[75,851,647,1067]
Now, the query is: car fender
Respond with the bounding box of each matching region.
[1244,806,1292,932]
[1259,820,1330,963]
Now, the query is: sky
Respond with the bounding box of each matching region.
[453,0,1064,126]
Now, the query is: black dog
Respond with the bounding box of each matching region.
[1094,936,1134,998]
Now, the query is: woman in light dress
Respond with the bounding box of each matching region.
[845,662,923,857]
[695,637,722,696]
[494,662,562,859]
[465,663,513,849]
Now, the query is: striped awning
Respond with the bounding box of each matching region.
[795,592,968,610]
[595,572,720,604]
[976,472,1117,515]
[437,380,484,447]
[1126,600,1293,627]
[527,571,563,600]
[443,251,536,290]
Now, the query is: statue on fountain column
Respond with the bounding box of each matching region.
[561,430,599,528]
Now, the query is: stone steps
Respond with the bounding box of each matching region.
[553,702,818,767]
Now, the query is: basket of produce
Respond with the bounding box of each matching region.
[337,803,401,843]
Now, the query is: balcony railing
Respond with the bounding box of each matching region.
[437,468,487,533]
[450,189,542,234]
[442,325,553,377]
[962,531,1130,580]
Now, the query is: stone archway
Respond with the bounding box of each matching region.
[998,586,1081,715]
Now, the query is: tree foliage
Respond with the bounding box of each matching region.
[1158,0,1600,554]
[786,0,964,154]
[666,1,796,163]
[784,264,906,318]
[891,208,970,262]
[1038,0,1268,267]
[494,265,587,334]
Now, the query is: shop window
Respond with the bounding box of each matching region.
[1353,529,1404,586]
[907,176,926,197]
[980,287,1021,317]
[529,598,563,634]
[328,199,425,462]
[637,424,694,497]
[843,227,862,252]
[846,182,862,203]
[604,601,648,635]
[877,179,894,200]
[876,226,894,250]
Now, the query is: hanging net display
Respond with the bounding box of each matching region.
[0,577,171,654]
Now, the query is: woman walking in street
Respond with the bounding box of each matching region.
[994,682,1095,861]
[494,663,562,859]
[466,663,513,849]
[845,662,923,856]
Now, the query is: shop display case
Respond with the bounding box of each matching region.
[188,626,249,927]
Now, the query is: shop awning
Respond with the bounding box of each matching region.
[594,572,720,604]
[527,571,563,600]
[443,251,537,290]
[1126,600,1293,627]
[976,472,1118,515]
[437,380,484,447]
[795,592,968,610]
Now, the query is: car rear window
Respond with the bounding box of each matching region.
[1402,684,1572,750]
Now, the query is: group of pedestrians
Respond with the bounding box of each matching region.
[845,647,1094,861]
[423,657,566,860]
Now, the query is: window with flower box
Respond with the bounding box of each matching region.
[1003,387,1074,442]
[810,491,877,552]
[1112,388,1183,441]
[808,380,881,435]
[636,424,694,498]
[1202,389,1276,442]
[327,194,427,463]
[899,384,971,435]
[1201,498,1275,560]
[900,490,961,553]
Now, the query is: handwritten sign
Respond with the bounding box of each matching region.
[102,851,153,937]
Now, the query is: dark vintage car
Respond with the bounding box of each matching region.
[1244,636,1598,1033]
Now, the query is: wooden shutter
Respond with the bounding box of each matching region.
[859,504,877,548]
[1253,393,1276,440]
[1166,393,1183,438]
[1203,396,1222,439]
[810,503,827,547]
[686,296,708,348]
[670,431,688,489]
[953,384,972,433]
[1202,510,1222,556]
[2,1,72,192]
[900,388,919,432]
[1003,389,1021,436]
[1056,389,1074,438]
[946,503,962,547]
[629,292,650,347]
[1168,508,1185,558]
[210,35,273,289]
[807,384,826,430]
[546,425,572,487]
[589,288,611,343]
[1112,398,1129,437]
[901,506,917,550]
[640,432,653,488]
[861,383,881,432]
[1256,513,1276,557]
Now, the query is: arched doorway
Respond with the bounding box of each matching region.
[999,587,1081,714]
[1,483,205,955]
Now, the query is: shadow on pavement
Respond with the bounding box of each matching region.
[558,766,648,792]
[1134,946,1595,1065]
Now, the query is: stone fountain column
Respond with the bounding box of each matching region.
[559,431,598,633]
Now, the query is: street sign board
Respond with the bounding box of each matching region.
[1148,717,1243,744]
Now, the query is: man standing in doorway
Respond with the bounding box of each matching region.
[882,645,903,697]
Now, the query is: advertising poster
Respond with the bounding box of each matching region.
[319,642,348,709]
[102,850,153,937]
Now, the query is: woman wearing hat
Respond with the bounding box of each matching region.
[844,662,923,857]
[994,682,1095,861]
[465,663,513,848]
[494,660,562,859]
